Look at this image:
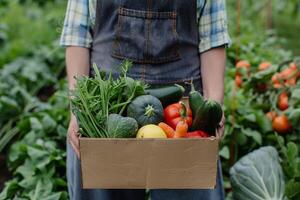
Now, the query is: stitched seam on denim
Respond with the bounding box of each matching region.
[112,53,181,64]
[145,0,151,62]
[112,6,181,64]
[172,13,181,59]
[118,7,176,19]
[113,8,121,55]
[112,7,123,56]
[112,53,180,61]
[93,0,102,39]
[145,0,150,82]
[147,0,152,12]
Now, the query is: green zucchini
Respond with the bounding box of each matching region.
[188,80,205,116]
[145,84,185,107]
[191,100,223,135]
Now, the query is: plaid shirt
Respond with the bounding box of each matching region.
[60,0,231,53]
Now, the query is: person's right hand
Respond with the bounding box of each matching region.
[67,113,80,159]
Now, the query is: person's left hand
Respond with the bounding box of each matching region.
[216,112,225,138]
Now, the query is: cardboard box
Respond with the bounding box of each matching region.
[79,137,219,189]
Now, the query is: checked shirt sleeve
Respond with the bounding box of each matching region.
[60,0,93,48]
[198,0,231,53]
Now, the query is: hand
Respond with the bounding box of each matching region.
[216,112,225,138]
[67,113,80,159]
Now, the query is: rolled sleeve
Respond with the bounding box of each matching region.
[60,0,93,48]
[198,0,231,53]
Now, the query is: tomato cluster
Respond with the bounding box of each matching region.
[235,60,299,134]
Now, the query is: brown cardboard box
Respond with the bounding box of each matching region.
[79,137,219,189]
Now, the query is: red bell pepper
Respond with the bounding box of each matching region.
[164,101,192,129]
[186,130,209,138]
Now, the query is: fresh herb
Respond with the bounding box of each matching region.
[71,60,148,138]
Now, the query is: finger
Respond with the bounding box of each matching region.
[70,119,79,132]
[72,120,79,130]
[219,115,226,127]
[216,126,224,138]
[69,130,80,150]
[216,129,221,138]
[69,139,81,159]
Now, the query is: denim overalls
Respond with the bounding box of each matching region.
[67,0,225,199]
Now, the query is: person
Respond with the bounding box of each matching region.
[60,0,231,199]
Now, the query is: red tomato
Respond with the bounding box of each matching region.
[236,60,251,69]
[280,67,295,80]
[272,74,283,89]
[235,75,243,88]
[285,77,296,86]
[278,92,289,111]
[258,62,272,71]
[272,114,291,134]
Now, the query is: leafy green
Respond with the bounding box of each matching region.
[230,146,285,200]
[107,114,138,138]
[0,180,20,200]
[277,135,300,199]
[0,88,69,199]
[288,108,300,127]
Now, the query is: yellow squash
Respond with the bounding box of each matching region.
[136,124,167,138]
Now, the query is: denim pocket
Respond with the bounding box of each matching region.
[112,7,181,64]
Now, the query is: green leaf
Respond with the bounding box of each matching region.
[41,114,57,133]
[59,192,69,200]
[252,65,277,81]
[0,180,19,200]
[297,162,300,178]
[57,125,67,139]
[30,117,43,132]
[243,129,262,145]
[219,146,230,159]
[236,131,248,146]
[288,109,300,126]
[287,142,299,162]
[254,110,272,132]
[285,180,300,199]
[44,140,57,151]
[53,178,67,187]
[17,117,31,133]
[243,114,256,122]
[27,146,48,161]
[28,178,54,200]
[290,89,300,106]
[8,142,27,170]
[42,193,62,200]
[15,160,35,178]
[19,176,37,189]
[0,96,19,111]
[0,96,20,118]
[276,134,288,157]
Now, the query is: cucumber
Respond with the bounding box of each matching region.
[145,84,185,107]
[188,80,205,116]
[191,100,223,135]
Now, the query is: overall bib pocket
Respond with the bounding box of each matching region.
[112,7,181,64]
